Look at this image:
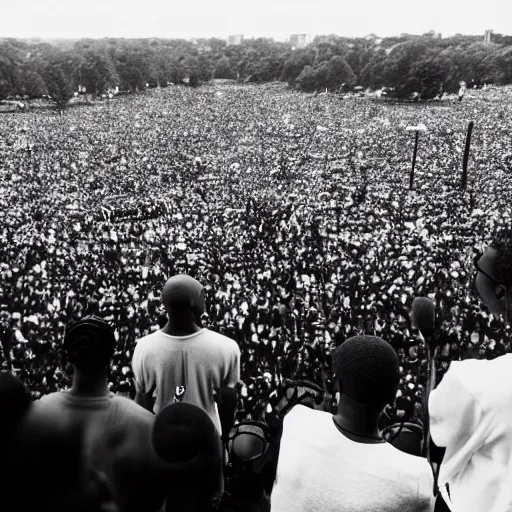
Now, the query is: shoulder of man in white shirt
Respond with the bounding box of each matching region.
[429,354,512,437]
[286,405,433,468]
[206,328,241,349]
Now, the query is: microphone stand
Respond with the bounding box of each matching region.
[423,332,440,494]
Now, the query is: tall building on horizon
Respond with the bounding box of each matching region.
[484,29,493,43]
[228,34,244,45]
[289,34,310,49]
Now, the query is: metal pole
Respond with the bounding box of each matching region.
[410,130,419,190]
[461,121,474,191]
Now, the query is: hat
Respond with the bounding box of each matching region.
[332,335,399,406]
[152,403,222,496]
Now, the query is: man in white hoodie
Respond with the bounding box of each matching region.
[429,233,512,512]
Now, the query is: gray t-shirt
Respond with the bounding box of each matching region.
[132,328,240,433]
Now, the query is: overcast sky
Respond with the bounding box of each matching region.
[1,0,510,40]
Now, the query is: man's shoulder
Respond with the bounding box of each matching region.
[136,330,163,343]
[383,442,434,477]
[134,330,165,351]
[110,395,155,424]
[447,354,512,391]
[283,404,324,428]
[35,391,68,408]
[203,328,240,352]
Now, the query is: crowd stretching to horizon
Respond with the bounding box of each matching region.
[1,82,512,431]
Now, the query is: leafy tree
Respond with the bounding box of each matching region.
[326,55,356,90]
[280,49,315,85]
[441,42,498,87]
[346,39,377,79]
[3,33,512,104]
[0,41,24,99]
[360,50,388,89]
[214,56,235,79]
[496,47,512,83]
[42,62,74,108]
[78,51,118,94]
[197,54,214,82]
[383,39,430,89]
[184,56,200,86]
[21,70,48,98]
[394,76,423,99]
[410,52,453,98]
[295,65,318,92]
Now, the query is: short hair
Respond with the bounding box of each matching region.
[332,335,399,407]
[491,230,512,288]
[64,316,116,371]
[162,275,205,317]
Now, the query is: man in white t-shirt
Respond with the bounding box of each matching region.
[429,234,512,512]
[271,335,434,512]
[132,274,240,434]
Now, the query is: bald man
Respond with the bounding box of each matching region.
[132,275,240,434]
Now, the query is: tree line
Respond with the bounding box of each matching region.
[1,32,512,106]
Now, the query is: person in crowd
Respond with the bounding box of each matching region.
[0,371,117,512]
[132,274,240,434]
[152,402,224,512]
[270,335,434,512]
[3,84,512,506]
[429,231,512,512]
[33,316,164,512]
[2,84,510,433]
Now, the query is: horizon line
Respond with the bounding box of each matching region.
[1,30,509,42]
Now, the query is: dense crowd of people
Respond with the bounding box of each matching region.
[1,82,512,431]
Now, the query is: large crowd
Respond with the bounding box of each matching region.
[1,82,512,428]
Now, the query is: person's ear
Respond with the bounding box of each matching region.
[475,271,507,316]
[191,289,206,315]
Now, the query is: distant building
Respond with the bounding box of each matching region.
[228,35,244,46]
[484,29,493,43]
[289,34,310,49]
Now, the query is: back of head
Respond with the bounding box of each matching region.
[152,403,222,510]
[492,230,512,288]
[64,316,116,372]
[332,335,399,407]
[388,426,423,457]
[162,275,205,318]
[474,231,512,322]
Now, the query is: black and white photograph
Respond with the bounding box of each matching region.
[0,1,511,511]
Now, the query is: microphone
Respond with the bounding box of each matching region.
[410,297,440,485]
[217,387,238,444]
[411,297,436,342]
